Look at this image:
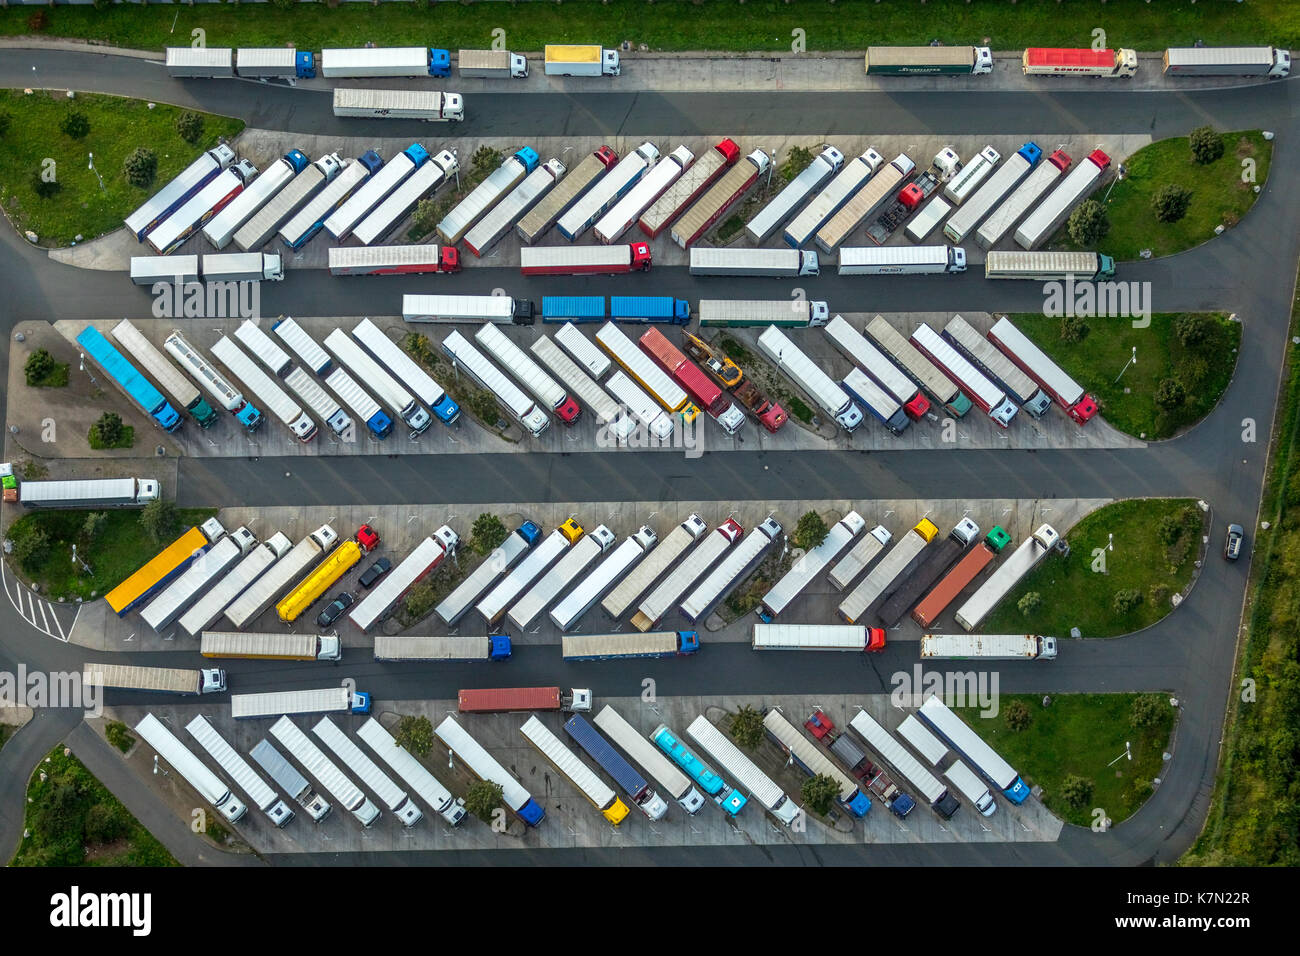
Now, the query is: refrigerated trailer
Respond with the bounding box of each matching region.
[357,718,468,825]
[284,369,351,438]
[837,244,965,275]
[141,526,258,632]
[520,243,653,276]
[603,515,707,618]
[234,153,343,252]
[436,521,542,626]
[561,630,700,661]
[875,519,980,627]
[507,526,616,630]
[671,149,769,249]
[746,146,843,244]
[757,325,863,432]
[321,46,451,78]
[921,633,1057,660]
[235,47,316,82]
[783,148,883,249]
[135,713,246,822]
[751,623,884,652]
[759,511,865,620]
[816,153,914,254]
[465,159,565,257]
[234,686,372,720]
[1015,149,1111,249]
[185,715,294,827]
[201,252,284,282]
[556,322,611,376]
[987,315,1098,422]
[521,716,628,825]
[438,148,539,244]
[530,336,633,438]
[403,293,534,324]
[352,149,458,246]
[864,46,993,75]
[943,143,1040,243]
[681,518,779,622]
[353,318,459,425]
[313,717,422,826]
[1163,46,1290,77]
[595,145,692,244]
[955,523,1059,631]
[942,146,1000,206]
[223,525,339,630]
[559,142,658,242]
[829,523,893,591]
[632,520,742,632]
[688,715,801,825]
[280,154,381,250]
[270,716,380,827]
[329,244,459,276]
[177,533,292,638]
[129,255,199,285]
[325,327,431,434]
[373,635,512,662]
[689,247,820,278]
[435,717,544,826]
[1022,47,1137,77]
[910,526,1010,629]
[517,146,619,244]
[325,144,428,241]
[698,299,830,328]
[476,521,583,626]
[594,705,706,814]
[204,150,309,249]
[475,323,580,424]
[838,519,939,624]
[942,314,1051,417]
[824,316,930,419]
[639,139,739,239]
[440,330,549,437]
[211,336,317,441]
[349,528,459,632]
[18,477,160,509]
[975,149,1071,249]
[918,694,1032,803]
[848,710,958,818]
[550,527,656,631]
[763,708,871,817]
[909,323,1018,427]
[125,144,236,241]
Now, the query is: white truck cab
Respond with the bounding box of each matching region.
[972,47,994,74]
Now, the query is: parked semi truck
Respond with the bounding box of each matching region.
[18,477,161,509]
[608,372,675,439]
[436,521,541,626]
[84,663,226,696]
[838,244,965,275]
[757,326,863,432]
[211,337,317,441]
[942,314,1051,417]
[435,716,544,826]
[278,154,381,250]
[204,149,308,249]
[457,49,529,79]
[235,47,316,83]
[688,715,802,825]
[829,523,893,591]
[324,366,392,438]
[325,144,427,241]
[223,524,339,630]
[652,723,747,816]
[758,511,865,620]
[746,146,843,244]
[866,148,960,244]
[566,714,671,821]
[508,526,616,630]
[517,146,619,244]
[550,527,656,630]
[403,293,534,324]
[440,331,549,438]
[353,149,459,246]
[848,710,959,818]
[475,323,580,424]
[911,526,1011,628]
[274,538,363,624]
[329,244,459,276]
[985,249,1116,281]
[233,686,372,720]
[824,316,930,419]
[595,145,692,244]
[164,329,262,430]
[839,519,939,625]
[751,623,885,652]
[373,635,512,662]
[314,717,422,826]
[234,153,343,252]
[603,515,708,618]
[987,315,1099,422]
[682,517,780,622]
[129,255,199,285]
[639,139,739,238]
[544,44,620,77]
[594,705,706,814]
[632,520,743,632]
[124,144,236,241]
[562,630,700,661]
[201,631,340,661]
[672,150,770,249]
[698,299,830,328]
[610,296,691,324]
[356,718,468,825]
[269,716,380,827]
[352,318,459,425]
[918,694,1032,803]
[840,367,910,435]
[942,146,1000,207]
[333,87,465,121]
[1022,47,1137,77]
[1015,149,1111,249]
[944,142,1041,243]
[250,739,332,822]
[904,195,952,243]
[185,715,294,827]
[955,523,1060,631]
[177,533,292,638]
[321,46,449,77]
[350,527,459,632]
[783,148,883,248]
[146,160,257,255]
[596,322,693,420]
[141,525,258,632]
[816,153,915,253]
[477,520,583,625]
[875,519,980,627]
[531,335,634,439]
[74,326,184,432]
[521,716,628,825]
[805,710,915,818]
[465,158,565,256]
[201,252,284,282]
[640,327,745,434]
[1163,45,1290,77]
[438,148,538,244]
[458,686,588,713]
[864,46,993,74]
[135,714,247,822]
[165,47,234,77]
[559,142,658,242]
[520,243,652,276]
[909,323,1018,427]
[975,149,1071,249]
[689,247,820,278]
[921,633,1058,660]
[763,708,872,817]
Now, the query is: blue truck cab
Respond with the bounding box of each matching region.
[351,691,372,714]
[284,149,310,174]
[364,410,394,439]
[517,521,543,546]
[290,149,384,250]
[428,48,452,77]
[609,296,691,325]
[235,401,264,430]
[516,799,545,827]
[403,143,431,168]
[296,52,317,78]
[488,635,513,660]
[543,296,606,323]
[430,394,460,426]
[514,147,541,173]
[676,631,701,654]
[1017,141,1043,166]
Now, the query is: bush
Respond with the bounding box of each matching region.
[1018,591,1043,617]
[90,412,125,448]
[31,171,61,200]
[1131,694,1167,729]
[465,780,506,825]
[81,511,108,546]
[122,148,158,190]
[800,774,840,816]
[84,802,130,845]
[105,721,134,754]
[471,146,504,177]
[1059,774,1095,809]
[175,111,205,145]
[395,715,434,757]
[793,511,829,552]
[1173,313,1213,350]
[1112,588,1144,615]
[1067,199,1110,246]
[1151,183,1193,223]
[24,349,56,386]
[59,110,90,140]
[139,498,179,544]
[728,707,764,750]
[1004,699,1032,732]
[398,580,436,625]
[1157,514,1183,545]
[1059,315,1090,344]
[1190,125,1225,165]
[780,145,816,184]
[1148,583,1170,606]
[470,513,508,555]
[408,197,441,239]
[1155,378,1187,410]
[14,527,51,569]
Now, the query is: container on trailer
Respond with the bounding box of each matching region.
[211,337,317,441]
[185,715,294,827]
[559,142,658,242]
[594,705,706,814]
[816,153,914,254]
[640,139,739,238]
[839,519,939,624]
[234,153,343,252]
[595,146,692,244]
[671,150,769,249]
[944,143,1040,243]
[689,247,820,278]
[848,710,958,818]
[476,521,583,626]
[457,686,585,713]
[465,159,565,257]
[321,46,451,78]
[955,524,1059,631]
[373,635,513,662]
[357,718,468,825]
[438,148,539,245]
[135,714,246,822]
[864,46,993,75]
[353,149,458,246]
[434,717,544,826]
[1162,46,1290,77]
[269,717,379,828]
[566,714,669,820]
[783,148,883,248]
[458,49,529,79]
[549,527,656,631]
[1015,149,1110,249]
[759,511,865,619]
[746,146,844,244]
[757,325,862,432]
[632,520,743,632]
[942,314,1051,417]
[125,144,236,241]
[349,528,459,632]
[910,526,1010,629]
[987,315,1098,422]
[975,149,1071,249]
[904,196,952,243]
[608,296,691,324]
[875,518,980,627]
[440,330,548,436]
[520,716,628,825]
[639,326,741,432]
[603,515,707,619]
[165,47,235,77]
[517,146,619,244]
[204,150,308,249]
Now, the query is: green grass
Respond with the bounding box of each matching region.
[1010,312,1239,440]
[5,507,218,601]
[0,90,243,247]
[956,694,1175,827]
[1184,265,1300,867]
[6,1,1300,53]
[1054,132,1272,261]
[87,424,134,451]
[12,745,178,867]
[25,359,69,389]
[983,498,1206,638]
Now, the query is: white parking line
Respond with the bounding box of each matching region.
[0,560,73,642]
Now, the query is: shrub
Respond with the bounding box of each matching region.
[1112,588,1144,615]
[793,511,829,552]
[81,511,108,546]
[31,171,61,200]
[0,111,12,139]
[1155,378,1187,410]
[105,721,134,753]
[1059,315,1090,344]
[1131,693,1167,729]
[1018,591,1043,617]
[175,111,205,145]
[1189,125,1225,165]
[90,412,125,448]
[84,802,130,844]
[59,110,90,140]
[1004,699,1032,732]
[471,145,504,177]
[408,197,440,239]
[465,780,506,824]
[1173,313,1212,350]
[398,580,436,625]
[800,774,840,816]
[729,707,764,750]
[1067,199,1109,246]
[1157,514,1183,545]
[14,527,51,569]
[780,145,815,184]
[1148,583,1170,606]
[122,148,158,190]
[470,513,508,555]
[1059,774,1095,809]
[139,498,179,544]
[395,715,434,757]
[1151,183,1192,223]
[24,349,56,386]
[27,11,49,32]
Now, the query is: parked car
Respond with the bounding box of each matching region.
[1223,523,1244,561]
[358,557,392,589]
[317,591,355,628]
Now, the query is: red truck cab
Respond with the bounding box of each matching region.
[556,396,582,424]
[356,524,380,553]
[866,627,886,652]
[630,242,653,271]
[440,246,461,273]
[1068,394,1099,424]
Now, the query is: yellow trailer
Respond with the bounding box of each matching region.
[275,539,363,623]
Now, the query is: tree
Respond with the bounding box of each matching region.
[1151,183,1192,223]
[1156,513,1183,545]
[1131,693,1166,729]
[1189,125,1225,165]
[139,498,179,544]
[1154,377,1186,410]
[465,780,505,824]
[793,511,829,552]
[728,706,764,750]
[84,802,130,844]
[80,511,108,546]
[31,171,61,200]
[122,147,158,189]
[1018,591,1043,617]
[1173,312,1212,349]
[408,197,440,239]
[175,111,205,145]
[59,110,89,140]
[398,580,436,625]
[91,412,125,447]
[395,715,434,757]
[1059,774,1094,809]
[470,513,508,555]
[24,349,56,386]
[801,774,841,816]
[780,145,815,184]
[105,721,134,753]
[471,145,503,177]
[14,527,50,569]
[1112,588,1144,615]
[1004,699,1032,732]
[1067,199,1109,246]
[1059,315,1090,344]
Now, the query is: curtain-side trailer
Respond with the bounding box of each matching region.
[435,521,542,626]
[517,146,619,244]
[549,527,657,630]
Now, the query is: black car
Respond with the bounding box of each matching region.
[358,557,392,589]
[317,592,355,628]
